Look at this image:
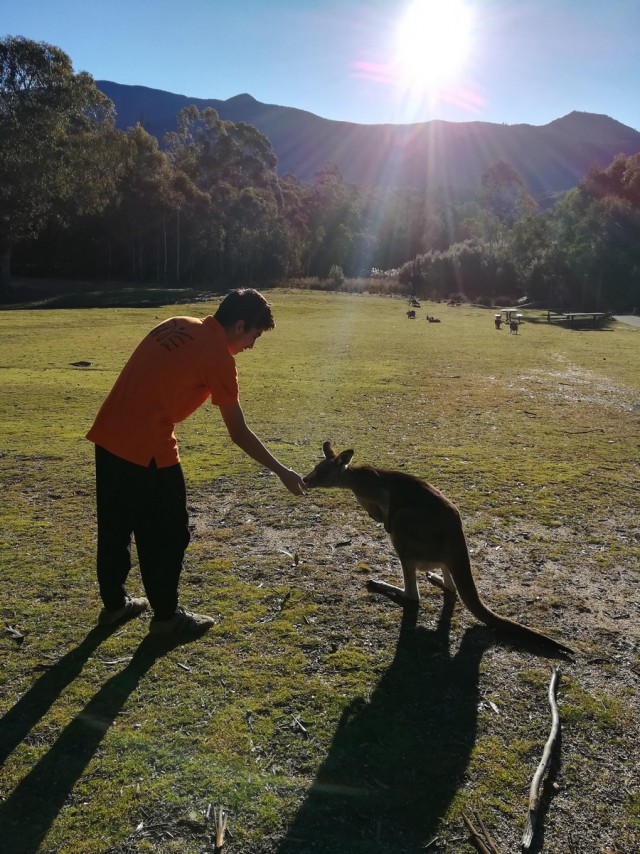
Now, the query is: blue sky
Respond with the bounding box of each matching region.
[3,0,639,130]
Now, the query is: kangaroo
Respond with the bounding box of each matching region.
[304,442,573,656]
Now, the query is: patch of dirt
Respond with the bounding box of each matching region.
[503,356,638,410]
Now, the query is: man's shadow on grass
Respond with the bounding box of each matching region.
[0,624,116,767]
[277,595,494,853]
[0,629,188,853]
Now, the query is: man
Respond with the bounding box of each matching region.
[87,288,305,636]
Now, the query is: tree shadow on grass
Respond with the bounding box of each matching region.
[0,279,218,310]
[0,632,190,853]
[276,595,494,853]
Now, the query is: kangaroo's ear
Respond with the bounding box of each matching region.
[322,441,336,459]
[338,449,354,467]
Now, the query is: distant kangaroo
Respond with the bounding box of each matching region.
[304,442,573,655]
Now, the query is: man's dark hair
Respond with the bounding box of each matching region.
[214,288,275,331]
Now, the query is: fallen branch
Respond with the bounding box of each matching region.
[214,805,228,849]
[522,666,561,850]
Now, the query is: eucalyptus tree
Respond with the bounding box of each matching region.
[99,123,204,282]
[303,164,364,277]
[584,153,640,210]
[550,184,640,310]
[165,106,282,281]
[478,161,538,226]
[278,172,313,278]
[0,36,117,295]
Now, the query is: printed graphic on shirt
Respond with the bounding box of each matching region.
[150,319,194,352]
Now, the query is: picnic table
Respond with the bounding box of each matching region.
[501,308,525,323]
[562,312,608,328]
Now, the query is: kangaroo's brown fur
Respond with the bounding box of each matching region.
[304,442,573,656]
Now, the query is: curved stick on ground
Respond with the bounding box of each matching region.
[522,666,561,850]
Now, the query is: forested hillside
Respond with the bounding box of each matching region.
[2,38,639,311]
[97,81,640,199]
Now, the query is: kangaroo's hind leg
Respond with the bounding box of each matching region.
[367,508,424,603]
[367,555,420,602]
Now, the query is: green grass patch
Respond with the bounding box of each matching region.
[1,292,639,852]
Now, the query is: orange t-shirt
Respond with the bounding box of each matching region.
[87,316,238,467]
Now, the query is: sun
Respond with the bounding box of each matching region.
[395,0,473,89]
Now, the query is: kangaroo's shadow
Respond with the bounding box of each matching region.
[0,633,191,854]
[277,595,493,853]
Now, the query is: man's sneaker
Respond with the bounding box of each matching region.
[149,606,215,636]
[98,596,149,626]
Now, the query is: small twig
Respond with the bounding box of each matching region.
[277,591,292,612]
[291,714,308,735]
[462,813,493,854]
[5,625,25,642]
[522,667,561,850]
[474,811,500,853]
[463,811,502,853]
[555,428,605,434]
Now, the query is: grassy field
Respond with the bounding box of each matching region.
[1,291,638,853]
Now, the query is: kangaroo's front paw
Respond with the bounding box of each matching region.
[427,572,456,594]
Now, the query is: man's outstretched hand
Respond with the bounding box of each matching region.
[279,468,307,496]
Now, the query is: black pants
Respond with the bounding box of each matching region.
[95,445,190,620]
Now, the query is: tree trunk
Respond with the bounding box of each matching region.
[163,211,168,283]
[0,229,12,299]
[176,209,181,284]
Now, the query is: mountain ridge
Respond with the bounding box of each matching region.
[97,80,640,197]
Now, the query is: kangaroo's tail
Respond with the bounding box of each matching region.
[478,608,574,656]
[446,536,574,656]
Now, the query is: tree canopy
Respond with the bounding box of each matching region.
[0,36,116,293]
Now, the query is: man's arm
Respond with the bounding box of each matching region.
[219,403,305,495]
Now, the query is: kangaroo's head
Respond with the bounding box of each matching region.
[303,441,354,489]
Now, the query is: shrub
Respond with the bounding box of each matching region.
[328,265,345,288]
